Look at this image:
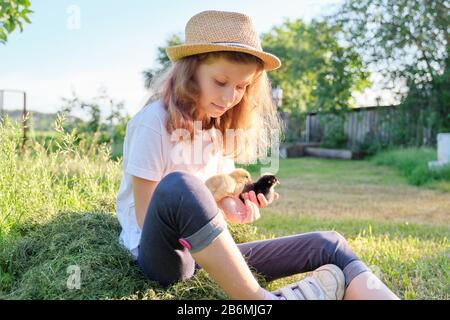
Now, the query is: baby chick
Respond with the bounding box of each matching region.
[239,174,280,204]
[205,168,252,202]
[229,168,253,195]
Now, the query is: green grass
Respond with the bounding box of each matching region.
[370,147,450,190]
[1,118,449,299]
[242,157,406,186]
[256,215,449,300]
[255,213,450,240]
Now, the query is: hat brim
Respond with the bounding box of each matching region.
[166,43,281,71]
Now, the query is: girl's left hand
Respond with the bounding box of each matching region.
[219,196,260,224]
[218,189,280,224]
[242,189,280,209]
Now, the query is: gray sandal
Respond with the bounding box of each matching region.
[272,264,345,300]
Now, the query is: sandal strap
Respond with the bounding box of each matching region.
[297,277,326,300]
[274,276,326,300]
[278,288,298,300]
[278,286,305,300]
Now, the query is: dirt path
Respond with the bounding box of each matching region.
[270,160,450,226]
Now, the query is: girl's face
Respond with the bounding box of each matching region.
[194,57,258,118]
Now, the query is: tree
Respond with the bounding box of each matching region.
[61,91,102,133]
[331,0,448,96]
[0,0,33,43]
[59,88,130,158]
[332,0,450,143]
[60,89,128,136]
[261,18,370,113]
[142,33,183,89]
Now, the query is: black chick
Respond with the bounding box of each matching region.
[239,174,280,205]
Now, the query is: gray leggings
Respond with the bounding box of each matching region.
[137,171,370,287]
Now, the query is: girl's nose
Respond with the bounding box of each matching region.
[222,88,235,106]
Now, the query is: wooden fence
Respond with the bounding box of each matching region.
[284,105,434,149]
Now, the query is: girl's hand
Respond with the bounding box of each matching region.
[218,196,261,224]
[242,189,280,209]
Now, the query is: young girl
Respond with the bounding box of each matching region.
[116,10,399,300]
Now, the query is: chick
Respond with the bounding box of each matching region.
[239,173,280,204]
[205,168,253,202]
[229,168,253,195]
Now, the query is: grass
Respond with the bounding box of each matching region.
[370,147,450,191]
[258,216,449,300]
[1,117,449,299]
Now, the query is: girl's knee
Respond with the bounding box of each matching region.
[320,231,347,244]
[153,171,217,221]
[312,231,358,267]
[156,171,208,199]
[313,231,349,251]
[159,171,196,191]
[158,171,206,193]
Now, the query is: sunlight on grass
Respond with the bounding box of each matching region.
[1,117,449,300]
[264,232,449,300]
[371,147,450,189]
[256,213,449,300]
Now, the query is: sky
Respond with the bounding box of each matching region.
[0,0,397,118]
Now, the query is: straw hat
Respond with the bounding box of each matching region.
[166,10,281,71]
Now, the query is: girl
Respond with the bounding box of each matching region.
[116,10,399,300]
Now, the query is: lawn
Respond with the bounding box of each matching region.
[250,158,449,299]
[0,120,449,299]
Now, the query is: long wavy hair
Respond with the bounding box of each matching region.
[143,51,281,164]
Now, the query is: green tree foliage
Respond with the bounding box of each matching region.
[59,89,130,159]
[399,49,450,139]
[333,0,448,89]
[142,33,183,89]
[261,18,370,113]
[333,0,449,144]
[0,0,32,43]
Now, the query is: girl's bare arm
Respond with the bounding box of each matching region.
[132,176,158,229]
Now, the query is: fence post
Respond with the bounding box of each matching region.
[306,113,310,143]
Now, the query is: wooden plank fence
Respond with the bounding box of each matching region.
[285,105,434,149]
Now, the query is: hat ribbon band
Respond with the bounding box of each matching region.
[209,41,261,51]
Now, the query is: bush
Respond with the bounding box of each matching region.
[319,114,348,149]
[353,131,390,156]
[371,147,450,186]
[275,111,306,143]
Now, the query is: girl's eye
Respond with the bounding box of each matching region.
[215,80,245,91]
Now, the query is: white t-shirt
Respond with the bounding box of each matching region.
[116,99,235,259]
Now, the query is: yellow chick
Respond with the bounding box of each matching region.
[229,168,253,196]
[205,168,252,202]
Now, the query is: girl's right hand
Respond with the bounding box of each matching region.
[218,196,261,224]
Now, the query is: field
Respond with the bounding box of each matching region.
[0,119,448,299]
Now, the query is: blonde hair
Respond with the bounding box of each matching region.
[144,51,281,164]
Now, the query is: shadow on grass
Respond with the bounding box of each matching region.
[0,211,228,300]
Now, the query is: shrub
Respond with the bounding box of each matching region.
[319,114,348,149]
[371,147,450,186]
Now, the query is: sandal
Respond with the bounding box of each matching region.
[272,264,345,300]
